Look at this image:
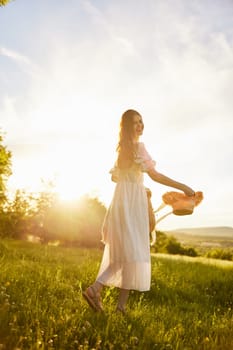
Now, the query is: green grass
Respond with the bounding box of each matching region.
[0,240,233,350]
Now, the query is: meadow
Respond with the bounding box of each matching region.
[0,240,233,350]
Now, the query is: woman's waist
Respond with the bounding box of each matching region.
[117,176,144,184]
[118,172,143,182]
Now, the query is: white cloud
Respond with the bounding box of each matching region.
[81,0,137,57]
[0,46,42,78]
[0,47,31,65]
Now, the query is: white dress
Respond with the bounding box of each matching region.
[96,142,156,291]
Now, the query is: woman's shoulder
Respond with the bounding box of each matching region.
[136,142,148,154]
[135,142,156,171]
[136,141,145,150]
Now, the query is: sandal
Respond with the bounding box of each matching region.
[82,285,104,312]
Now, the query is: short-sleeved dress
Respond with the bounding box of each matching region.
[96,142,156,291]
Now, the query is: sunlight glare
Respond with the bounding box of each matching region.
[55,174,83,201]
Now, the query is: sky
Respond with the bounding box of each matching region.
[0,0,233,230]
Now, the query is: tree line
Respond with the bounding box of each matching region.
[0,132,107,247]
[1,132,232,260]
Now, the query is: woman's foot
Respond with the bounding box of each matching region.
[116,305,126,315]
[82,285,104,312]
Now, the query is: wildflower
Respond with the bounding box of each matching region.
[130,336,139,346]
[84,320,91,328]
[47,339,53,346]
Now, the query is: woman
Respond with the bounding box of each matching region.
[83,109,195,314]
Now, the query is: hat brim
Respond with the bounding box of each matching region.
[162,191,203,216]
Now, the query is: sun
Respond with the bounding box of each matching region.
[55,174,84,201]
[8,133,115,206]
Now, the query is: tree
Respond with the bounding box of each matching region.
[2,190,36,239]
[0,0,12,6]
[152,230,198,257]
[41,195,106,247]
[0,186,57,239]
[152,230,168,253]
[0,132,12,206]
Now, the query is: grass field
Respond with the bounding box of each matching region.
[0,240,233,350]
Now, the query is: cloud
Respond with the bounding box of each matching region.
[0,46,42,78]
[81,0,137,57]
[0,47,31,65]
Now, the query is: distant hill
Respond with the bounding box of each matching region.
[167,226,233,238]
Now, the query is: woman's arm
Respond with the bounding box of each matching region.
[147,168,195,196]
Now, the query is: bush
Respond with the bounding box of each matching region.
[153,231,198,257]
[166,236,185,255]
[184,247,198,257]
[206,248,233,261]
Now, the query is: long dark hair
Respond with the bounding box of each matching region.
[116,109,142,169]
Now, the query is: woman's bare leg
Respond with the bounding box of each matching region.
[92,281,103,293]
[117,288,130,313]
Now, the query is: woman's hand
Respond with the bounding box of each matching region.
[182,185,195,197]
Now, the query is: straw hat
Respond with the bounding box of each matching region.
[162,191,203,216]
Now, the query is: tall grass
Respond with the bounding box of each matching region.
[0,240,232,350]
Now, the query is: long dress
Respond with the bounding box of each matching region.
[96,142,156,291]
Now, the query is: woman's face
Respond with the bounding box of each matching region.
[132,114,144,141]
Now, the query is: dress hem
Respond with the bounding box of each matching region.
[96,278,150,292]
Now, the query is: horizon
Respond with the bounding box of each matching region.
[168,225,233,232]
